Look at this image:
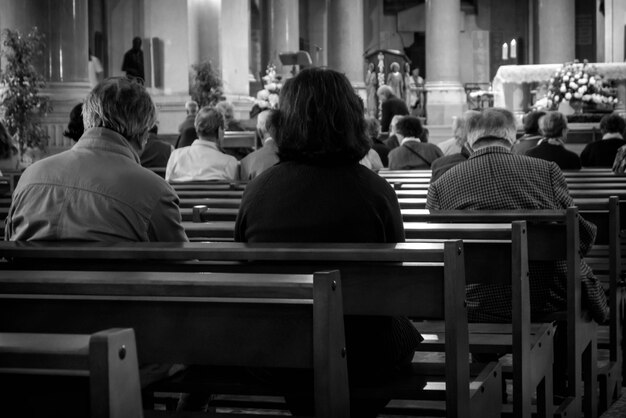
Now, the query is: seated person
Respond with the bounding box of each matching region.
[239,110,279,180]
[5,77,188,242]
[612,144,626,174]
[175,100,198,148]
[166,107,239,182]
[234,67,423,417]
[0,121,20,174]
[427,107,608,324]
[63,103,85,143]
[387,116,443,170]
[383,114,404,149]
[215,101,245,132]
[525,111,581,170]
[430,110,479,182]
[436,116,466,156]
[511,110,546,154]
[141,124,174,168]
[581,112,626,167]
[364,116,390,167]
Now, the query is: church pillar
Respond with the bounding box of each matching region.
[327,0,364,85]
[261,0,299,79]
[308,0,328,67]
[0,0,90,153]
[425,0,465,126]
[219,0,250,97]
[537,0,575,64]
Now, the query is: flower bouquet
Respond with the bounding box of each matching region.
[250,64,282,118]
[543,60,618,112]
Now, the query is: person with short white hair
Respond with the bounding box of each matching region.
[6,77,187,242]
[166,106,239,182]
[427,107,607,325]
[239,109,279,180]
[525,111,581,170]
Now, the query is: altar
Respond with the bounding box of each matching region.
[492,63,626,116]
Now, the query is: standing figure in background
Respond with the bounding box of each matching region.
[122,36,145,84]
[365,62,378,118]
[412,67,425,117]
[88,49,104,88]
[403,63,416,111]
[386,62,404,99]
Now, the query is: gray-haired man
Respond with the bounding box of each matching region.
[6,77,188,242]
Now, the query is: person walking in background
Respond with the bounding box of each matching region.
[122,36,145,83]
[88,49,104,88]
[377,85,409,133]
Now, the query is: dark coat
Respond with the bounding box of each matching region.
[380,96,409,132]
[525,142,581,170]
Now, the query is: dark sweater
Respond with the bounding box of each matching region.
[235,161,422,374]
[525,142,581,170]
[580,137,626,167]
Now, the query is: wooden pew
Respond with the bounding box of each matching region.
[0,328,143,418]
[402,208,598,418]
[0,241,502,418]
[0,269,351,417]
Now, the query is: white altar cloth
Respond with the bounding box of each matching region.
[493,63,626,107]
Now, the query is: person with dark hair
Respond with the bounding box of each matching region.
[580,112,626,167]
[233,67,422,417]
[387,116,443,170]
[364,116,390,167]
[6,77,187,242]
[525,111,581,170]
[0,121,20,174]
[121,36,144,83]
[239,109,279,179]
[63,103,85,143]
[511,110,546,154]
[377,84,409,132]
[140,124,174,168]
[166,107,238,181]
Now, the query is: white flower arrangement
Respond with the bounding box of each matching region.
[543,60,618,110]
[253,64,282,111]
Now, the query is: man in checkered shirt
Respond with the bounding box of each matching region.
[427,107,608,324]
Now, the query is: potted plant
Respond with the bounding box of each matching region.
[189,60,223,108]
[0,27,51,160]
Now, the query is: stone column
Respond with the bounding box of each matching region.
[187,0,221,68]
[425,0,465,126]
[261,0,298,78]
[328,0,365,86]
[0,0,89,84]
[220,0,250,97]
[537,0,575,64]
[0,0,90,154]
[308,0,328,67]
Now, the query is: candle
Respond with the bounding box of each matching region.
[510,39,517,59]
[502,43,508,60]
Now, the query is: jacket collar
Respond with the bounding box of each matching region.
[191,139,219,150]
[74,128,141,163]
[468,145,512,160]
[603,132,624,141]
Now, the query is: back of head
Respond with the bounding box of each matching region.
[64,103,85,142]
[395,116,423,139]
[538,111,567,138]
[83,77,156,146]
[256,110,276,139]
[185,100,198,115]
[215,101,235,122]
[132,36,142,50]
[195,106,224,139]
[376,85,393,100]
[0,121,17,160]
[522,110,547,135]
[454,110,481,145]
[276,67,369,164]
[364,116,381,142]
[600,113,626,135]
[389,115,403,134]
[466,108,517,149]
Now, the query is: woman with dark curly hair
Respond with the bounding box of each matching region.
[0,121,20,174]
[234,67,422,417]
